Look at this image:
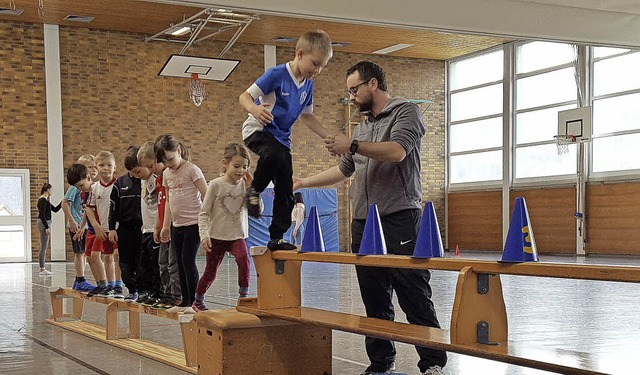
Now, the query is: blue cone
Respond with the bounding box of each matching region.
[412,202,444,258]
[300,206,325,252]
[501,197,538,263]
[358,204,387,256]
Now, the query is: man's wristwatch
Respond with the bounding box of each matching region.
[350,139,359,155]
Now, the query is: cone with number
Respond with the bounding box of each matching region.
[501,196,538,262]
[300,206,325,252]
[358,204,387,255]
[412,202,444,258]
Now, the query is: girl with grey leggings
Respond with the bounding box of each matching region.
[36,183,61,275]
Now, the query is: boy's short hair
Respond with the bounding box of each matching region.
[95,150,115,163]
[137,141,155,164]
[77,154,96,165]
[296,30,332,58]
[67,164,88,186]
[123,146,140,171]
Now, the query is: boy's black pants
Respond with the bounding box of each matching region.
[244,131,294,240]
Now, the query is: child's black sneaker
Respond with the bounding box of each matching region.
[245,187,262,218]
[267,239,297,251]
[111,286,125,299]
[87,285,106,297]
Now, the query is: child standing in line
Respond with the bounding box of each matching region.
[36,183,61,275]
[85,150,124,298]
[239,30,335,251]
[62,154,98,291]
[66,164,110,296]
[155,134,207,314]
[290,192,305,246]
[193,143,259,311]
[108,146,146,302]
[138,141,181,307]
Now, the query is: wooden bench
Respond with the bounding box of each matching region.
[236,247,640,375]
[47,287,197,373]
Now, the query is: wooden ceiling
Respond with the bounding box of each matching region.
[0,0,511,60]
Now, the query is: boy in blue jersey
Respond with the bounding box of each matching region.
[62,154,98,291]
[239,29,334,250]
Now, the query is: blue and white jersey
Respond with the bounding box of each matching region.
[241,62,314,149]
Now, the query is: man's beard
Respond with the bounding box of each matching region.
[353,97,373,113]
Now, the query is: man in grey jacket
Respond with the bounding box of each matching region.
[294,60,447,375]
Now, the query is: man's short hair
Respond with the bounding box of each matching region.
[67,163,88,186]
[347,60,388,92]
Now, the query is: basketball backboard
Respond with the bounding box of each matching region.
[158,54,240,81]
[557,106,592,142]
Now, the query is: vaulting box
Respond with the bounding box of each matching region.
[194,307,332,375]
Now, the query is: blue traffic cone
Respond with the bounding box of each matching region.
[501,197,538,262]
[412,202,444,258]
[358,204,387,256]
[300,206,325,252]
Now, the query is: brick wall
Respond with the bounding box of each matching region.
[1,21,445,259]
[0,22,48,259]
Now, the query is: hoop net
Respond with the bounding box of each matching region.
[187,73,206,107]
[554,134,576,155]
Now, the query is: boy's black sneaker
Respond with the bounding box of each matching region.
[98,286,116,298]
[135,291,150,303]
[111,286,125,299]
[267,239,297,251]
[87,285,107,298]
[245,187,262,218]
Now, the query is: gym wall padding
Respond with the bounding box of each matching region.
[247,188,340,252]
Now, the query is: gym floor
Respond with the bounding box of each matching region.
[1,251,638,375]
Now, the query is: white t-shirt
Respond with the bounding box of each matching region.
[88,178,116,232]
[198,176,248,241]
[141,174,158,234]
[163,161,205,227]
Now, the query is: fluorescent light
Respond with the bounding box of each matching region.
[64,15,94,23]
[169,26,191,36]
[272,36,298,43]
[0,8,24,15]
[372,43,413,55]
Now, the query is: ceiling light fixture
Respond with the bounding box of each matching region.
[64,15,95,23]
[331,42,351,48]
[272,36,298,43]
[372,43,413,54]
[0,7,24,15]
[169,26,191,36]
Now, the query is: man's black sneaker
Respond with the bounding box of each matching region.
[267,239,297,251]
[245,187,262,218]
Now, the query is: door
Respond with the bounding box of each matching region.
[0,169,31,262]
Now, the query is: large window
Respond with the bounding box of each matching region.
[514,42,577,180]
[448,49,503,185]
[591,49,640,175]
[447,42,640,190]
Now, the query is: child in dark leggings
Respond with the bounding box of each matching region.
[155,134,208,314]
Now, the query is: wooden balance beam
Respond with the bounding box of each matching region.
[236,247,640,375]
[47,287,197,373]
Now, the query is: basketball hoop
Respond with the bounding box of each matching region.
[554,134,576,155]
[187,73,206,107]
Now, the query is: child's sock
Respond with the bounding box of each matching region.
[98,280,107,288]
[108,281,115,288]
[194,293,205,303]
[115,280,124,288]
[75,276,86,283]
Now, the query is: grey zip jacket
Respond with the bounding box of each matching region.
[339,97,425,220]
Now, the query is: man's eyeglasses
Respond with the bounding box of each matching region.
[348,79,371,96]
